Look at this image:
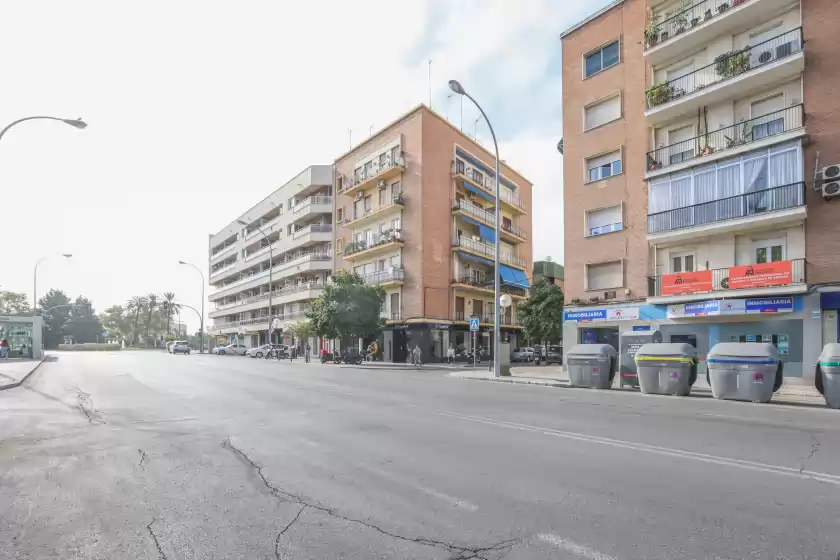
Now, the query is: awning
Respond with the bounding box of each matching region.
[458,252,494,267]
[462,181,494,202]
[500,265,530,289]
[461,216,482,227]
[479,224,496,244]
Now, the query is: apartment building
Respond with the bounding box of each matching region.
[561,0,840,380]
[333,105,533,363]
[207,165,333,349]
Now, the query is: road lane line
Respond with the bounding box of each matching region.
[416,485,479,512]
[538,533,617,560]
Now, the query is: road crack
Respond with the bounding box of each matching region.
[223,438,527,559]
[799,431,821,474]
[138,449,149,470]
[146,517,168,560]
[274,505,306,560]
[76,389,106,425]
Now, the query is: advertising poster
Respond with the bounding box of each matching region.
[728,261,792,289]
[661,270,713,295]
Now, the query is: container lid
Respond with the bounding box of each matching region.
[635,343,696,361]
[707,342,779,364]
[819,343,840,366]
[566,344,617,357]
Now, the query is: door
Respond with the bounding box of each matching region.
[671,252,695,273]
[754,238,784,263]
[393,330,408,363]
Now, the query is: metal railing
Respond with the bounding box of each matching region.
[646,27,803,108]
[648,182,804,234]
[645,0,755,50]
[648,258,805,297]
[293,223,332,240]
[452,160,526,211]
[245,239,279,261]
[292,196,332,213]
[452,311,518,326]
[244,213,283,238]
[452,199,527,239]
[347,194,404,224]
[211,243,237,260]
[210,261,237,278]
[362,267,405,285]
[390,310,402,320]
[211,252,332,295]
[456,275,527,297]
[345,229,403,256]
[647,105,804,171]
[452,236,528,269]
[349,156,406,189]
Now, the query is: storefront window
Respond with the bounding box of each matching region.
[0,323,33,356]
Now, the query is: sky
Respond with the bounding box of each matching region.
[0,0,610,332]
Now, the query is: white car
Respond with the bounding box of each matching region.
[167,340,188,353]
[213,344,248,356]
[248,344,284,358]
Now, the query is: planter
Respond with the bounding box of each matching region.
[704,9,713,20]
[691,17,699,26]
[700,146,715,156]
[733,0,745,5]
[675,26,686,35]
[718,3,729,13]
[660,31,669,41]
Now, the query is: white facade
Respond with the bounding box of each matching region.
[207,165,333,347]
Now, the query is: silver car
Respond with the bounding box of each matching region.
[213,344,248,356]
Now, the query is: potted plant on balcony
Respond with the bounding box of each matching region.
[733,0,745,5]
[704,8,713,20]
[717,2,730,13]
[715,49,750,78]
[673,0,690,33]
[691,15,700,27]
[644,13,661,46]
[646,83,675,107]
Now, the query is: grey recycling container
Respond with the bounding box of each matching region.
[634,343,697,396]
[566,344,617,389]
[816,343,840,409]
[707,343,783,403]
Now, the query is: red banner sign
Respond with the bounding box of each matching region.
[728,260,792,289]
[661,270,713,295]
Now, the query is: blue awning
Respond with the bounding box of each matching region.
[479,224,496,244]
[461,216,481,227]
[462,181,494,202]
[458,252,494,267]
[500,265,530,289]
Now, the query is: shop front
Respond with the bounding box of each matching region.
[379,321,521,363]
[562,304,666,353]
[0,315,44,359]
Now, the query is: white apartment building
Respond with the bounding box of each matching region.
[207,165,333,349]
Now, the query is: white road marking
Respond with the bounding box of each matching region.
[538,534,616,560]
[416,485,479,512]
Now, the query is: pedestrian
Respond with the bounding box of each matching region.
[447,344,455,365]
[412,344,422,366]
[370,340,379,362]
[0,339,8,361]
[289,345,296,361]
[305,343,310,363]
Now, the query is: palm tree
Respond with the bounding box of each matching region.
[126,296,147,346]
[144,293,158,346]
[162,292,181,336]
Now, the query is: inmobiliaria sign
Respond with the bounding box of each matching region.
[728,260,793,289]
[661,270,713,295]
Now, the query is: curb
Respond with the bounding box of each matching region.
[0,357,47,391]
[345,364,456,372]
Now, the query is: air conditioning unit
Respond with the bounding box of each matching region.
[604,290,617,300]
[355,192,364,200]
[394,156,406,167]
[377,180,387,189]
[471,235,481,242]
[821,164,840,182]
[822,181,840,199]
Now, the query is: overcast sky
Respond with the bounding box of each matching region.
[0,0,608,331]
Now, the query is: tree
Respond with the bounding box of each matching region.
[65,296,105,343]
[290,320,314,346]
[517,279,564,346]
[126,296,147,345]
[0,291,30,314]
[306,272,385,342]
[38,289,72,349]
[162,292,181,335]
[144,293,158,346]
[101,305,130,341]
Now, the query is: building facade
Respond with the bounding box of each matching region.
[561,0,839,380]
[333,105,533,363]
[533,260,565,289]
[207,165,333,349]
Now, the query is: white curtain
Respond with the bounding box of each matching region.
[694,167,716,225]
[670,176,693,229]
[768,148,798,187]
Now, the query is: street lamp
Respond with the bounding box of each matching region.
[178,260,206,353]
[33,253,72,314]
[0,116,87,143]
[237,219,275,345]
[449,79,503,378]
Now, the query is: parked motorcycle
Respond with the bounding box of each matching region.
[319,350,363,365]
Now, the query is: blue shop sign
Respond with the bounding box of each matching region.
[563,309,607,322]
[632,325,651,331]
[684,301,720,316]
[745,297,793,313]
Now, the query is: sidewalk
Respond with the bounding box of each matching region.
[339,361,467,372]
[0,357,46,391]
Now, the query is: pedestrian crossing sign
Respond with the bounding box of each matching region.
[469,317,480,332]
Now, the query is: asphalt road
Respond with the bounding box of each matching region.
[2,351,839,559]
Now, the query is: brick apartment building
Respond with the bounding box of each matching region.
[560,0,840,381]
[333,105,533,363]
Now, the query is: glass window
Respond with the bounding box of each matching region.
[584,41,619,77]
[379,188,387,206]
[586,150,622,182]
[391,181,401,196]
[584,95,621,130]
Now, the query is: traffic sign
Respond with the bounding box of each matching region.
[469,316,480,332]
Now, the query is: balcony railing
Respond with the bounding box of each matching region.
[647,105,804,171]
[362,267,405,285]
[245,239,279,262]
[452,160,526,211]
[345,229,403,256]
[210,261,237,278]
[645,27,803,109]
[244,213,283,238]
[211,242,237,260]
[212,252,332,294]
[452,199,527,240]
[344,156,406,191]
[648,182,804,234]
[645,0,754,50]
[293,223,332,240]
[456,275,527,297]
[453,235,527,269]
[452,311,518,326]
[292,196,332,213]
[648,258,805,297]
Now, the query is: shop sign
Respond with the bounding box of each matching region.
[563,307,640,323]
[661,270,713,296]
[606,307,640,321]
[745,297,793,313]
[728,261,792,289]
[668,297,794,318]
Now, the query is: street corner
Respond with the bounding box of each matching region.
[0,357,47,391]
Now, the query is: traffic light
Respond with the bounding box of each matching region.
[163,301,169,311]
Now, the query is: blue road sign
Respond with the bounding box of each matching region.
[469,317,480,332]
[103,332,108,338]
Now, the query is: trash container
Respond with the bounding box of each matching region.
[706,343,783,403]
[565,344,617,389]
[634,343,697,396]
[816,343,840,409]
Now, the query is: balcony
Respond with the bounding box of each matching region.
[210,242,237,264]
[341,156,406,198]
[244,213,283,240]
[452,311,520,327]
[343,229,404,260]
[451,199,527,243]
[361,267,405,286]
[647,182,805,242]
[210,260,237,279]
[344,193,404,229]
[647,105,805,176]
[291,196,333,223]
[645,27,804,125]
[452,161,526,214]
[211,253,332,299]
[644,0,794,66]
[452,275,528,299]
[244,239,280,263]
[292,223,333,246]
[647,258,806,302]
[452,235,527,270]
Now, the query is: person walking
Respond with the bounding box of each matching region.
[305,343,310,363]
[447,344,455,365]
[412,344,422,366]
[0,339,9,361]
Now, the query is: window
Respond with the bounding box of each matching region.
[337,176,344,191]
[584,95,621,130]
[751,95,785,140]
[355,232,364,245]
[671,252,695,273]
[379,188,387,206]
[364,229,373,246]
[665,63,694,87]
[379,223,387,234]
[336,207,343,223]
[354,198,363,220]
[584,41,619,77]
[364,195,372,213]
[391,217,401,231]
[391,181,401,196]
[667,126,695,165]
[390,293,400,317]
[336,239,344,253]
[379,153,387,168]
[377,259,386,271]
[390,146,400,164]
[586,150,622,182]
[473,169,484,185]
[586,261,623,290]
[390,255,400,268]
[364,161,373,178]
[455,160,465,175]
[586,205,623,236]
[754,238,785,263]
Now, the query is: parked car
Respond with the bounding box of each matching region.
[172,341,191,355]
[168,340,188,353]
[511,348,525,362]
[545,345,563,365]
[522,347,535,362]
[248,344,284,358]
[213,343,248,356]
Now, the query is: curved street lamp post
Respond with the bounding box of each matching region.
[448,79,503,378]
[0,116,87,143]
[34,253,72,314]
[237,220,274,345]
[178,261,206,353]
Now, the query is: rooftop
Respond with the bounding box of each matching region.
[559,0,624,39]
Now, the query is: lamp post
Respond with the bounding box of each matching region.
[448,79,502,378]
[0,116,87,143]
[34,254,72,314]
[237,220,275,345]
[178,260,206,353]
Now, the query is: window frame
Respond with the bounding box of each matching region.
[583,39,621,79]
[669,251,696,273]
[582,92,622,132]
[584,147,623,184]
[585,203,624,237]
[584,260,624,291]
